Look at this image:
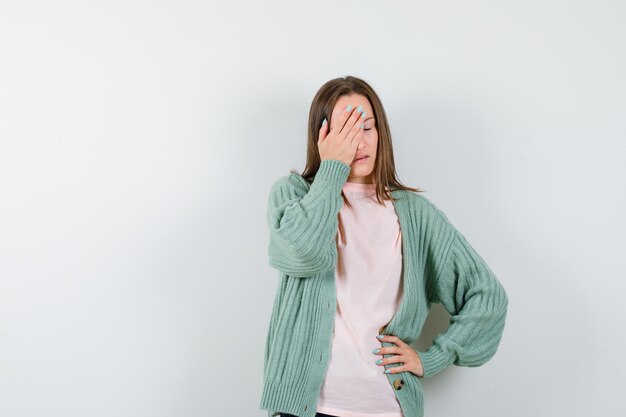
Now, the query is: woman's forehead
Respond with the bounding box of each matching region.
[332,95,373,115]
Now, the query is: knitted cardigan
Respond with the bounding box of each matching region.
[259,159,508,417]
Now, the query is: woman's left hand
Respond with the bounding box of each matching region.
[373,335,424,377]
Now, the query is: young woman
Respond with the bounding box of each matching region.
[259,76,508,417]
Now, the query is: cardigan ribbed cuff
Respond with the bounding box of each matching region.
[415,344,455,379]
[305,159,351,205]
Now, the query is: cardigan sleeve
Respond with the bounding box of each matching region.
[416,212,509,379]
[266,159,351,277]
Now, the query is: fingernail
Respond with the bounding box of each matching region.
[356,105,363,113]
[375,359,383,365]
[385,369,391,374]
[346,105,352,112]
[322,118,327,126]
[361,111,366,119]
[360,123,364,129]
[376,335,384,339]
[372,348,380,354]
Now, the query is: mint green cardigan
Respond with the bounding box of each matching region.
[259,159,508,417]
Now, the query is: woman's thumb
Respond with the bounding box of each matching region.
[318,118,328,143]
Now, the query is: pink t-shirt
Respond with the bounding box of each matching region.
[316,181,404,417]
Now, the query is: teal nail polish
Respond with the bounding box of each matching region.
[375,359,383,365]
[372,348,380,354]
[376,335,384,339]
[385,369,391,374]
[356,105,363,113]
[346,105,352,112]
[360,123,364,129]
[322,118,327,126]
[361,111,366,119]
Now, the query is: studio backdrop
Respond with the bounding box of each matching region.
[0,1,624,416]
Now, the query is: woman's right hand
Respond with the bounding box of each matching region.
[317,104,364,167]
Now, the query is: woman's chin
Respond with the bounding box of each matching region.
[349,166,374,176]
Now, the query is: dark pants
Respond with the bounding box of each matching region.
[279,413,338,417]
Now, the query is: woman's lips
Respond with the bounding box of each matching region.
[353,156,369,163]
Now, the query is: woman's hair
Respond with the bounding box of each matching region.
[293,75,423,207]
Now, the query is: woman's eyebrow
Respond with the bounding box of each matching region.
[363,116,375,122]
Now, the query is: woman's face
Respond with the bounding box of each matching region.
[330,93,378,184]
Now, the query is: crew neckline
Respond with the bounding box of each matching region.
[342,181,378,199]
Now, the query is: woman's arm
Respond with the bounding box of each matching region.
[267,159,351,277]
[416,206,509,378]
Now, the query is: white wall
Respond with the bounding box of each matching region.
[1,1,624,416]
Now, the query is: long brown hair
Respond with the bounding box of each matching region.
[292,75,423,207]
